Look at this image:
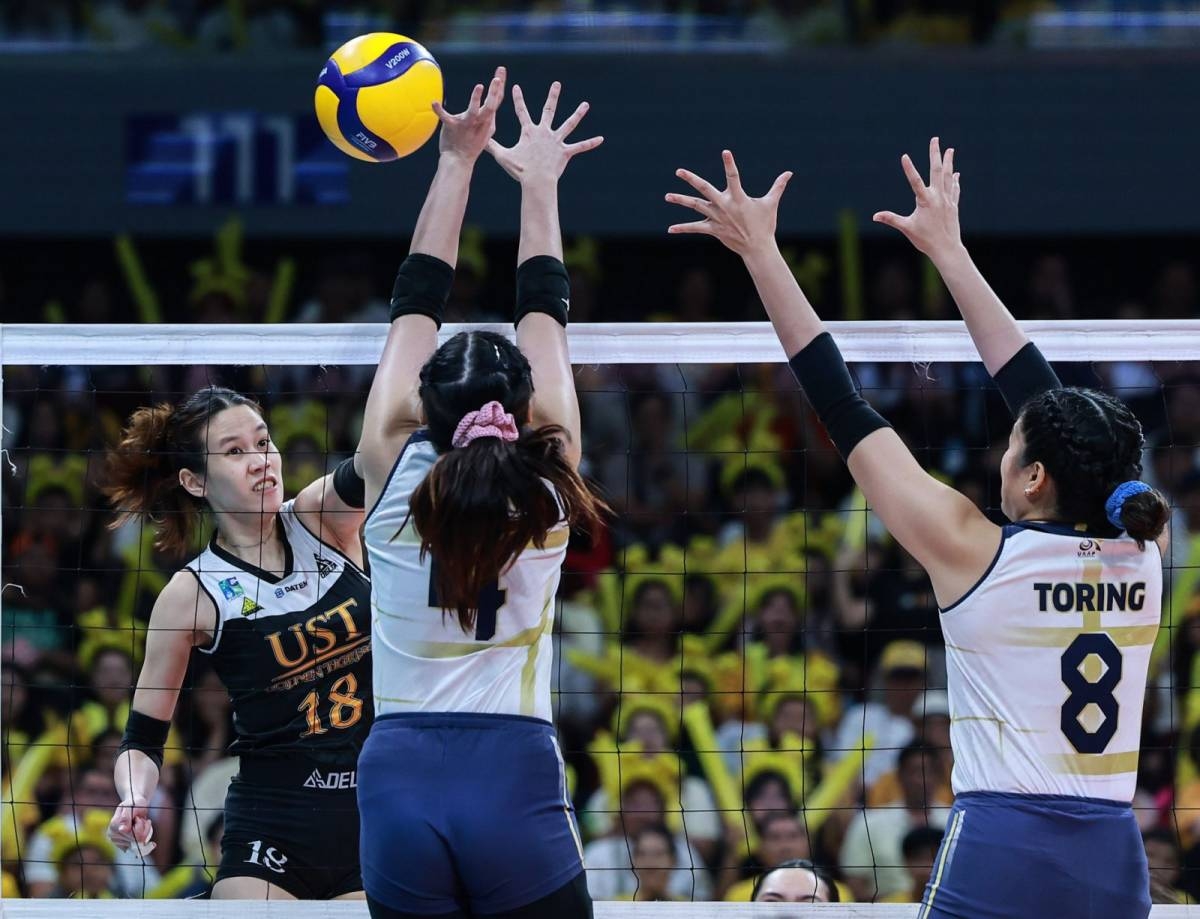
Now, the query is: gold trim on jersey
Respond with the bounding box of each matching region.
[374,606,552,659]
[520,590,556,715]
[1051,750,1139,776]
[1002,624,1158,649]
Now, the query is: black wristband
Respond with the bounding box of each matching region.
[119,710,171,772]
[993,341,1062,417]
[388,253,454,327]
[332,456,365,509]
[515,255,570,327]
[788,332,891,460]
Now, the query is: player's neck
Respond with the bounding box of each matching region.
[215,515,285,571]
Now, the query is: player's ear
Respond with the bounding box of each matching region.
[179,467,206,499]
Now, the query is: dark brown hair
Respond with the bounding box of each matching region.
[406,331,604,632]
[1018,387,1170,546]
[103,387,262,556]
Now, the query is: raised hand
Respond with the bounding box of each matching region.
[486,81,603,185]
[433,66,506,164]
[873,136,962,260]
[665,150,792,258]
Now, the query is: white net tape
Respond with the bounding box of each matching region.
[4,319,1200,366]
[5,321,1200,916]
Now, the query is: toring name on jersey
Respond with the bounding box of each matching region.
[266,598,369,690]
[1033,581,1147,613]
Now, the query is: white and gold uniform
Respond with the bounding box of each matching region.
[362,431,569,721]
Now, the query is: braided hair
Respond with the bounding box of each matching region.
[1018,388,1169,545]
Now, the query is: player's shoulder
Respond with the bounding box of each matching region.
[154,568,217,625]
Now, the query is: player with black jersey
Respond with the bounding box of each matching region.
[103,386,372,900]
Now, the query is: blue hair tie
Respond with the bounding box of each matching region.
[1105,480,1152,530]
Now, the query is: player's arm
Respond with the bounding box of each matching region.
[487,81,603,471]
[873,137,1060,414]
[292,461,365,565]
[667,151,999,606]
[109,572,214,852]
[358,67,507,496]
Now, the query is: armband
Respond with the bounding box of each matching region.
[388,253,454,327]
[788,332,891,460]
[119,710,171,772]
[993,341,1062,416]
[515,255,570,327]
[332,456,365,509]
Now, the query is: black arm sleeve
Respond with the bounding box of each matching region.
[992,341,1062,416]
[388,253,455,327]
[331,456,365,509]
[119,710,171,772]
[788,332,891,460]
[515,255,570,327]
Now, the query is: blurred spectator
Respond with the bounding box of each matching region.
[622,824,679,902]
[1144,829,1194,905]
[582,778,711,901]
[839,742,950,901]
[751,857,840,903]
[723,809,811,901]
[882,825,944,903]
[831,640,926,787]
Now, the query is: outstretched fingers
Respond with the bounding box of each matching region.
[512,83,532,125]
[665,192,712,216]
[766,170,793,202]
[675,168,722,203]
[481,66,506,111]
[541,81,562,125]
[667,219,715,236]
[722,149,743,196]
[566,135,604,157]
[900,153,928,203]
[556,100,590,139]
[928,136,943,189]
[943,147,956,196]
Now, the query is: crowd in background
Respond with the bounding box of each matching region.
[2,229,1200,903]
[0,0,1177,52]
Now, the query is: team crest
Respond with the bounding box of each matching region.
[241,597,263,617]
[218,577,244,600]
[313,553,336,579]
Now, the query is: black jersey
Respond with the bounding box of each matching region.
[186,500,372,765]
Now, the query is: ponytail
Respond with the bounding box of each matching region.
[103,387,261,557]
[409,424,604,631]
[1106,481,1170,548]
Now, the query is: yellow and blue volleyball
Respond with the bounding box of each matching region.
[315,33,443,163]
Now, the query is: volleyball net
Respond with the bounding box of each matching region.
[2,320,1199,911]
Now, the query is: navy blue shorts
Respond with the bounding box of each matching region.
[920,792,1150,919]
[358,712,587,915]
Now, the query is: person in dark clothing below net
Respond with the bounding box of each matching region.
[668,137,1169,918]
[103,384,372,900]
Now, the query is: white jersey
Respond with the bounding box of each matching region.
[363,431,568,721]
[942,521,1161,802]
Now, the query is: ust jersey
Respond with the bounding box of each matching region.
[187,500,373,762]
[942,521,1161,802]
[363,432,569,721]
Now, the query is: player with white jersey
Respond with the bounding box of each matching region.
[667,139,1170,918]
[355,69,605,919]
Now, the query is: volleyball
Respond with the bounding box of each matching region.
[315,32,443,163]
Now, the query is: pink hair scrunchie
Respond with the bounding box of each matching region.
[451,401,520,448]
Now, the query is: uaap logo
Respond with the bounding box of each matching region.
[1078,539,1102,558]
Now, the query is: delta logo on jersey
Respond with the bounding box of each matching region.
[241,597,263,617]
[218,577,244,600]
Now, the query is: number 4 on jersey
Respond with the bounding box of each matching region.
[427,558,505,641]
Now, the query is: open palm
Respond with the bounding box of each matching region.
[873,136,962,259]
[486,81,603,185]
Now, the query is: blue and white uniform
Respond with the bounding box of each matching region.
[922,521,1161,919]
[358,431,584,915]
